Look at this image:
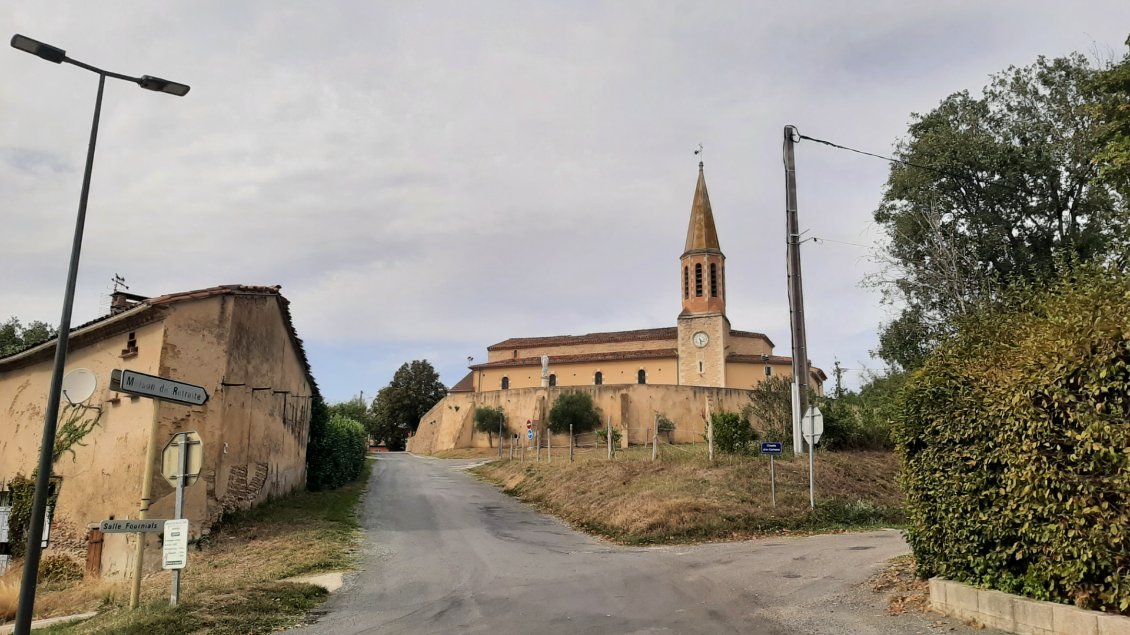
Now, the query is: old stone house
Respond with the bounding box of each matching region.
[408,164,824,454]
[0,285,315,577]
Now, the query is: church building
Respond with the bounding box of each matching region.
[407,163,822,454]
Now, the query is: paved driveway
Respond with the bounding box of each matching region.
[289,453,994,635]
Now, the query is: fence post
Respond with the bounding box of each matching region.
[606,416,613,460]
[498,421,503,459]
[536,430,540,463]
[548,427,552,463]
[707,413,715,464]
[569,424,574,463]
[652,421,658,462]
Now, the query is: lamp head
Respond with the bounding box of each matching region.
[138,75,190,96]
[10,34,66,63]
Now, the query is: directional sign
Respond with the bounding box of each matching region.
[760,441,784,455]
[162,519,189,570]
[110,369,209,406]
[100,519,166,534]
[527,429,534,440]
[802,406,824,445]
[161,431,203,487]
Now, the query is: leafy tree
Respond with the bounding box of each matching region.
[0,317,57,357]
[328,396,377,442]
[873,53,1129,369]
[473,406,506,447]
[547,392,600,434]
[1091,35,1130,194]
[746,375,810,445]
[370,360,447,450]
[709,410,757,455]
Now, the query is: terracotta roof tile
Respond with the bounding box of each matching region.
[487,327,677,351]
[471,348,677,370]
[449,372,475,392]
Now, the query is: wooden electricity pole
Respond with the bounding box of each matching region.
[784,125,811,455]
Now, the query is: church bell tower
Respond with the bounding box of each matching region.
[677,162,728,387]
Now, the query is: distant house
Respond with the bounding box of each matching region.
[0,285,316,578]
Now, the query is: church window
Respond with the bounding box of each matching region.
[594,371,603,385]
[694,264,703,297]
[501,376,510,390]
[683,266,689,299]
[637,369,647,384]
[709,263,718,297]
[549,374,557,387]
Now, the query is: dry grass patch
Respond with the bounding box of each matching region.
[474,447,903,544]
[869,555,931,615]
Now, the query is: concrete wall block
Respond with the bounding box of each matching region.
[1012,597,1055,635]
[1053,603,1099,635]
[948,580,980,614]
[979,589,1017,631]
[928,577,949,612]
[1097,613,1130,635]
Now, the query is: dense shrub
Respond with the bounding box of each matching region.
[307,400,367,491]
[895,263,1130,614]
[38,554,83,584]
[594,427,622,445]
[709,410,757,455]
[548,392,601,434]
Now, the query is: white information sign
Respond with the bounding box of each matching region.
[162,519,189,570]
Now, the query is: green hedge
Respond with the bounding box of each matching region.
[895,263,1130,614]
[307,397,368,491]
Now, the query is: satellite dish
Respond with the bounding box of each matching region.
[62,368,97,405]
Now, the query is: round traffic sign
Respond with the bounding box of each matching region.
[526,420,532,430]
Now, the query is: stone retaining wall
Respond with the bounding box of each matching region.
[930,578,1130,635]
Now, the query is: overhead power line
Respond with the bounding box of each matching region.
[797,133,1024,195]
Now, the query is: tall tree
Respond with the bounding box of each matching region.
[370,360,447,450]
[1092,35,1130,196]
[873,53,1129,369]
[0,317,57,357]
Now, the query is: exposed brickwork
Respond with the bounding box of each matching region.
[221,462,270,512]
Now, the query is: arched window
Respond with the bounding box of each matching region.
[594,371,603,385]
[694,263,703,297]
[501,376,510,390]
[683,266,689,299]
[637,369,647,384]
[548,373,557,387]
[709,263,718,297]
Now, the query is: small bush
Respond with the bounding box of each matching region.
[38,554,83,584]
[709,410,757,455]
[548,392,601,434]
[594,427,622,445]
[474,406,506,447]
[306,413,367,491]
[656,415,676,433]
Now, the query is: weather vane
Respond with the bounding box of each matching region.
[694,143,704,160]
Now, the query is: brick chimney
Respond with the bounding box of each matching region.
[110,291,149,315]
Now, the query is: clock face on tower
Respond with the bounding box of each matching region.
[692,331,709,348]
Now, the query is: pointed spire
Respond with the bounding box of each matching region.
[683,162,721,255]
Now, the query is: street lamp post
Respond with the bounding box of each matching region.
[9,34,188,635]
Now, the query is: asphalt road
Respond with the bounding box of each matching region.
[289,453,991,635]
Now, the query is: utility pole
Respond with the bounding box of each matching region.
[784,125,811,455]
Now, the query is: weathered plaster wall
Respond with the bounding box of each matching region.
[485,336,676,363]
[407,384,762,454]
[476,357,679,392]
[0,318,166,576]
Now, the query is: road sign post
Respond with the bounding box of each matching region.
[115,369,209,610]
[802,406,824,510]
[760,442,783,507]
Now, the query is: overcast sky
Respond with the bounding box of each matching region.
[4,2,1129,402]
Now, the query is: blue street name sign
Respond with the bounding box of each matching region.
[760,441,784,455]
[527,429,534,440]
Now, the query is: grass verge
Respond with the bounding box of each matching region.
[472,446,903,544]
[1,460,372,634]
